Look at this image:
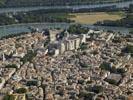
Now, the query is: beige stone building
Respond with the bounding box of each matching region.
[48,31,87,56]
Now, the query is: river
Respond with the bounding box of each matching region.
[0,1,132,37]
[0,23,132,38]
[0,1,133,14]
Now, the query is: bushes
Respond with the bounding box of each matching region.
[85,85,104,93]
[100,62,126,74]
[79,61,89,68]
[68,24,89,34]
[112,38,122,43]
[26,80,38,86]
[20,50,37,63]
[79,91,95,100]
[78,79,85,84]
[80,43,88,50]
[122,45,133,53]
[91,85,104,93]
[3,94,15,100]
[117,68,126,74]
[0,78,2,83]
[16,88,27,94]
[129,31,133,34]
[5,64,17,69]
[100,62,111,71]
[105,78,118,85]
[44,39,50,47]
[122,44,133,57]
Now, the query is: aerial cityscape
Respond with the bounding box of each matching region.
[0,0,133,100]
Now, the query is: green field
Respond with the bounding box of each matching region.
[107,11,126,17]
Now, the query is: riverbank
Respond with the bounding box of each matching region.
[0,23,133,38]
[0,12,75,25]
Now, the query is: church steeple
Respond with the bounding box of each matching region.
[64,30,69,38]
[2,53,6,63]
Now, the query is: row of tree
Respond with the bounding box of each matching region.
[0,12,75,25]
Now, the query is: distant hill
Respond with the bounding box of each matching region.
[0,0,131,7]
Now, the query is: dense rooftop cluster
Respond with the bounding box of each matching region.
[0,28,133,100]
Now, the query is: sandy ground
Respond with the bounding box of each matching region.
[70,12,122,24]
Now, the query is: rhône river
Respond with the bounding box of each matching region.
[0,23,132,38]
[0,1,132,14]
[0,1,133,37]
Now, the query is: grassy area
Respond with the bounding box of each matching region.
[0,0,6,5]
[69,12,123,24]
[96,12,133,27]
[107,11,126,17]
